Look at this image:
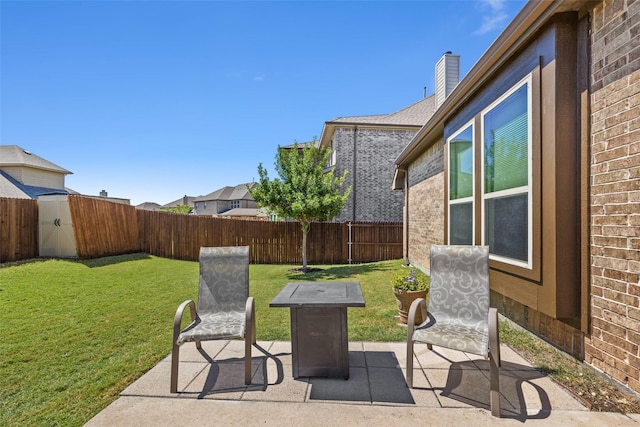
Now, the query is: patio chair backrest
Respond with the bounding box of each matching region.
[197,246,249,314]
[429,245,490,354]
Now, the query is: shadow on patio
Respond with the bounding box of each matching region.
[117,340,586,422]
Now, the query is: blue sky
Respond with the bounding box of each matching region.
[1,0,526,206]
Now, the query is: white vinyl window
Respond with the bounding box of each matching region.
[481,75,532,268]
[330,140,337,167]
[447,121,474,245]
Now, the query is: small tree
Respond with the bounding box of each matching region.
[250,140,350,271]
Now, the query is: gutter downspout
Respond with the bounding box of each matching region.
[352,126,358,221]
[399,167,409,265]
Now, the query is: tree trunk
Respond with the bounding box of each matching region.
[301,221,309,270]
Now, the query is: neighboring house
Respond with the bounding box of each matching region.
[0,145,129,204]
[0,145,71,199]
[280,140,316,151]
[218,207,269,220]
[318,53,458,222]
[161,195,196,211]
[135,202,162,211]
[193,183,258,216]
[394,0,640,395]
[82,189,130,205]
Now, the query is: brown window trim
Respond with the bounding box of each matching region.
[451,65,541,283]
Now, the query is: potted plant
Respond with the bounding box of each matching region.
[392,268,429,325]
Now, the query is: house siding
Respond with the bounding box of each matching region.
[334,127,415,222]
[588,0,640,392]
[2,166,65,190]
[195,199,258,216]
[408,140,444,187]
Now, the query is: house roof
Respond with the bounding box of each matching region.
[0,170,68,199]
[330,95,436,127]
[136,202,162,211]
[218,207,268,218]
[0,145,72,174]
[0,171,30,199]
[280,141,318,150]
[162,196,196,208]
[319,95,436,148]
[195,182,256,202]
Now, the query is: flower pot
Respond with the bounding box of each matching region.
[393,288,428,325]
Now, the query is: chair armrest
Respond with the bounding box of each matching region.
[245,296,256,342]
[488,307,501,366]
[407,298,427,340]
[173,300,197,343]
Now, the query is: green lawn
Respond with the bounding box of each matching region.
[0,254,408,426]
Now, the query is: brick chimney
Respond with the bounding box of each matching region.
[435,51,460,109]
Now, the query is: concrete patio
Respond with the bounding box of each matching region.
[85,340,640,426]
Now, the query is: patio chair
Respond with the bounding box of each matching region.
[406,245,501,417]
[170,246,256,393]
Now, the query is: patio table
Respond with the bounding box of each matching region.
[270,281,365,379]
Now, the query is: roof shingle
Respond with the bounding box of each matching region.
[0,145,72,174]
[329,95,436,127]
[0,170,68,199]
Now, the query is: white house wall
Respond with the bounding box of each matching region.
[3,166,65,189]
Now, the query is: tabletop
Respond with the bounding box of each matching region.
[269,281,365,308]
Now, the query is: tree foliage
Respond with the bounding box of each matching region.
[160,204,192,215]
[249,141,350,270]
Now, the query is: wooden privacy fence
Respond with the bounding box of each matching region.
[68,195,141,258]
[0,197,38,263]
[344,221,404,263]
[1,196,402,264]
[137,209,402,264]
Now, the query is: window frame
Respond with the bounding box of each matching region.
[446,119,475,245]
[480,74,533,269]
[329,140,337,167]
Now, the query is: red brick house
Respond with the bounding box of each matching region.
[394,0,640,394]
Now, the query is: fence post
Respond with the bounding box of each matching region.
[347,221,352,264]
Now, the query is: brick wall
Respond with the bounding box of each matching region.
[333,127,417,222]
[333,128,355,221]
[589,0,640,393]
[407,143,445,272]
